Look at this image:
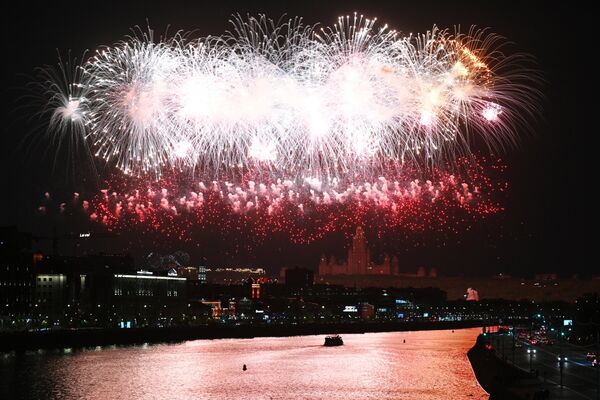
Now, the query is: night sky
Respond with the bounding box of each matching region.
[0,0,586,277]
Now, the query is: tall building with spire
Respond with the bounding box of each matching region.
[318,227,399,276]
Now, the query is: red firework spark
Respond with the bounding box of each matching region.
[36,156,507,254]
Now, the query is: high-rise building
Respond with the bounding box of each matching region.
[348,227,369,274]
[318,227,399,276]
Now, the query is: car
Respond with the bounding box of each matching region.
[586,352,598,361]
[592,358,599,368]
[515,341,523,348]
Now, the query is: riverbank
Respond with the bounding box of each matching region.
[1,320,485,351]
[468,334,549,400]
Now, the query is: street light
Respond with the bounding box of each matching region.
[527,348,536,371]
[558,355,567,387]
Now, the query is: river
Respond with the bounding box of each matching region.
[1,327,487,399]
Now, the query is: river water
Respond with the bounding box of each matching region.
[1,327,488,400]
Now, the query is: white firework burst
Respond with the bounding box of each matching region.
[37,13,539,181]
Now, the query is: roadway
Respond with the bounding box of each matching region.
[490,332,600,400]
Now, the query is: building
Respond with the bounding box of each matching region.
[35,274,67,323]
[0,226,36,327]
[360,303,375,320]
[34,254,188,327]
[201,300,222,319]
[33,253,134,321]
[197,265,207,283]
[108,272,187,327]
[251,282,260,299]
[285,267,314,288]
[318,227,399,276]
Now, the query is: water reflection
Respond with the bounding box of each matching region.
[1,328,487,400]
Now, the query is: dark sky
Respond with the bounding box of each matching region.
[0,0,587,277]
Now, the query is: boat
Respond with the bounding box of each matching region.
[324,335,344,346]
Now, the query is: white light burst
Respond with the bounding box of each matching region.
[38,14,538,180]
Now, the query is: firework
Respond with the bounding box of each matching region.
[40,157,505,251]
[37,14,537,181]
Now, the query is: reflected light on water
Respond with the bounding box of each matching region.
[1,328,487,400]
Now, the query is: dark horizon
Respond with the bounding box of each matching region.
[0,0,586,277]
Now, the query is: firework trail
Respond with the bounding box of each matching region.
[35,14,538,181]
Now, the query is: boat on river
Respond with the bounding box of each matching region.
[324,335,343,346]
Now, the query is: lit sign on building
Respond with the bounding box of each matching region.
[343,305,358,313]
[563,319,573,326]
